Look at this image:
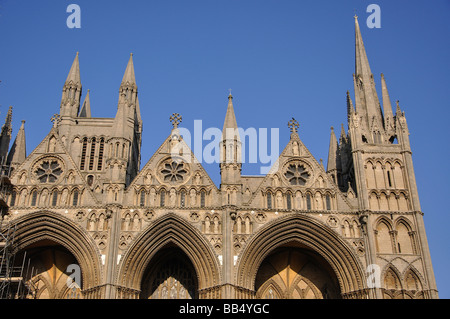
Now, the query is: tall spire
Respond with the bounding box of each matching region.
[0,106,13,162]
[220,92,242,184]
[65,52,81,85]
[60,52,82,118]
[353,15,383,140]
[326,127,338,172]
[78,89,91,117]
[354,16,373,82]
[121,53,136,85]
[222,92,239,135]
[381,73,394,131]
[346,91,355,119]
[7,120,26,168]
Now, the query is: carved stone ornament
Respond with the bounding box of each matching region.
[32,157,64,184]
[158,157,190,185]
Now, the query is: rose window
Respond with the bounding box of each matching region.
[284,163,310,186]
[160,160,188,183]
[34,159,63,183]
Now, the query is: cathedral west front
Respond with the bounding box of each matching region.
[0,16,438,299]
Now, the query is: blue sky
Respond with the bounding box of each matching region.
[1,0,449,298]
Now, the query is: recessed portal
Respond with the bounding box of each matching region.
[140,246,198,299]
[255,245,341,299]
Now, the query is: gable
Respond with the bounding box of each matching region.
[125,128,219,206]
[9,127,100,207]
[246,132,353,210]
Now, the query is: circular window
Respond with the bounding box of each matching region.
[33,158,64,184]
[158,157,189,184]
[284,162,310,186]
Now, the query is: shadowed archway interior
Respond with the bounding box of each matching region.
[255,244,341,299]
[140,245,199,299]
[15,239,82,299]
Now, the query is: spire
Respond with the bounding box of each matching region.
[222,93,239,135]
[354,16,372,81]
[326,126,338,172]
[353,15,383,139]
[7,120,26,168]
[395,100,402,116]
[220,92,241,170]
[0,106,13,162]
[78,89,91,117]
[346,91,355,117]
[121,53,136,85]
[60,52,82,117]
[114,54,139,138]
[381,73,394,124]
[340,123,347,143]
[65,52,81,85]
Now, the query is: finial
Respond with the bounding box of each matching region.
[287,117,299,133]
[330,126,334,131]
[169,113,182,129]
[51,114,61,128]
[76,51,79,56]
[228,88,232,99]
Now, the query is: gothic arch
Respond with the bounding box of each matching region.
[117,213,221,298]
[374,217,394,254]
[235,214,365,298]
[10,210,102,296]
[403,266,424,293]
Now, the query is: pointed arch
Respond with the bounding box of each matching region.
[235,214,365,298]
[404,267,423,292]
[395,218,415,254]
[374,217,394,254]
[117,213,221,298]
[382,266,403,299]
[10,211,102,296]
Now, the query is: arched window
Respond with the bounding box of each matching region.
[97,138,105,170]
[9,190,17,207]
[140,190,146,207]
[326,194,331,210]
[80,138,88,170]
[87,175,94,187]
[89,137,96,170]
[31,190,38,206]
[72,190,79,206]
[306,193,311,210]
[267,192,272,209]
[200,190,206,208]
[160,189,166,207]
[51,190,58,207]
[286,193,292,210]
[180,190,186,207]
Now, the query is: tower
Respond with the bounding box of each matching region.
[219,92,242,201]
[335,16,438,298]
[105,53,142,193]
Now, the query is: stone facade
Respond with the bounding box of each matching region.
[0,16,438,299]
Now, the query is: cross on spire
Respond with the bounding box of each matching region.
[288,117,299,133]
[169,113,182,129]
[51,114,61,128]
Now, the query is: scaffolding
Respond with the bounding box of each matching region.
[0,161,35,299]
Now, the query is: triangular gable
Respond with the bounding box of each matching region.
[10,126,100,206]
[246,132,353,210]
[126,128,219,198]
